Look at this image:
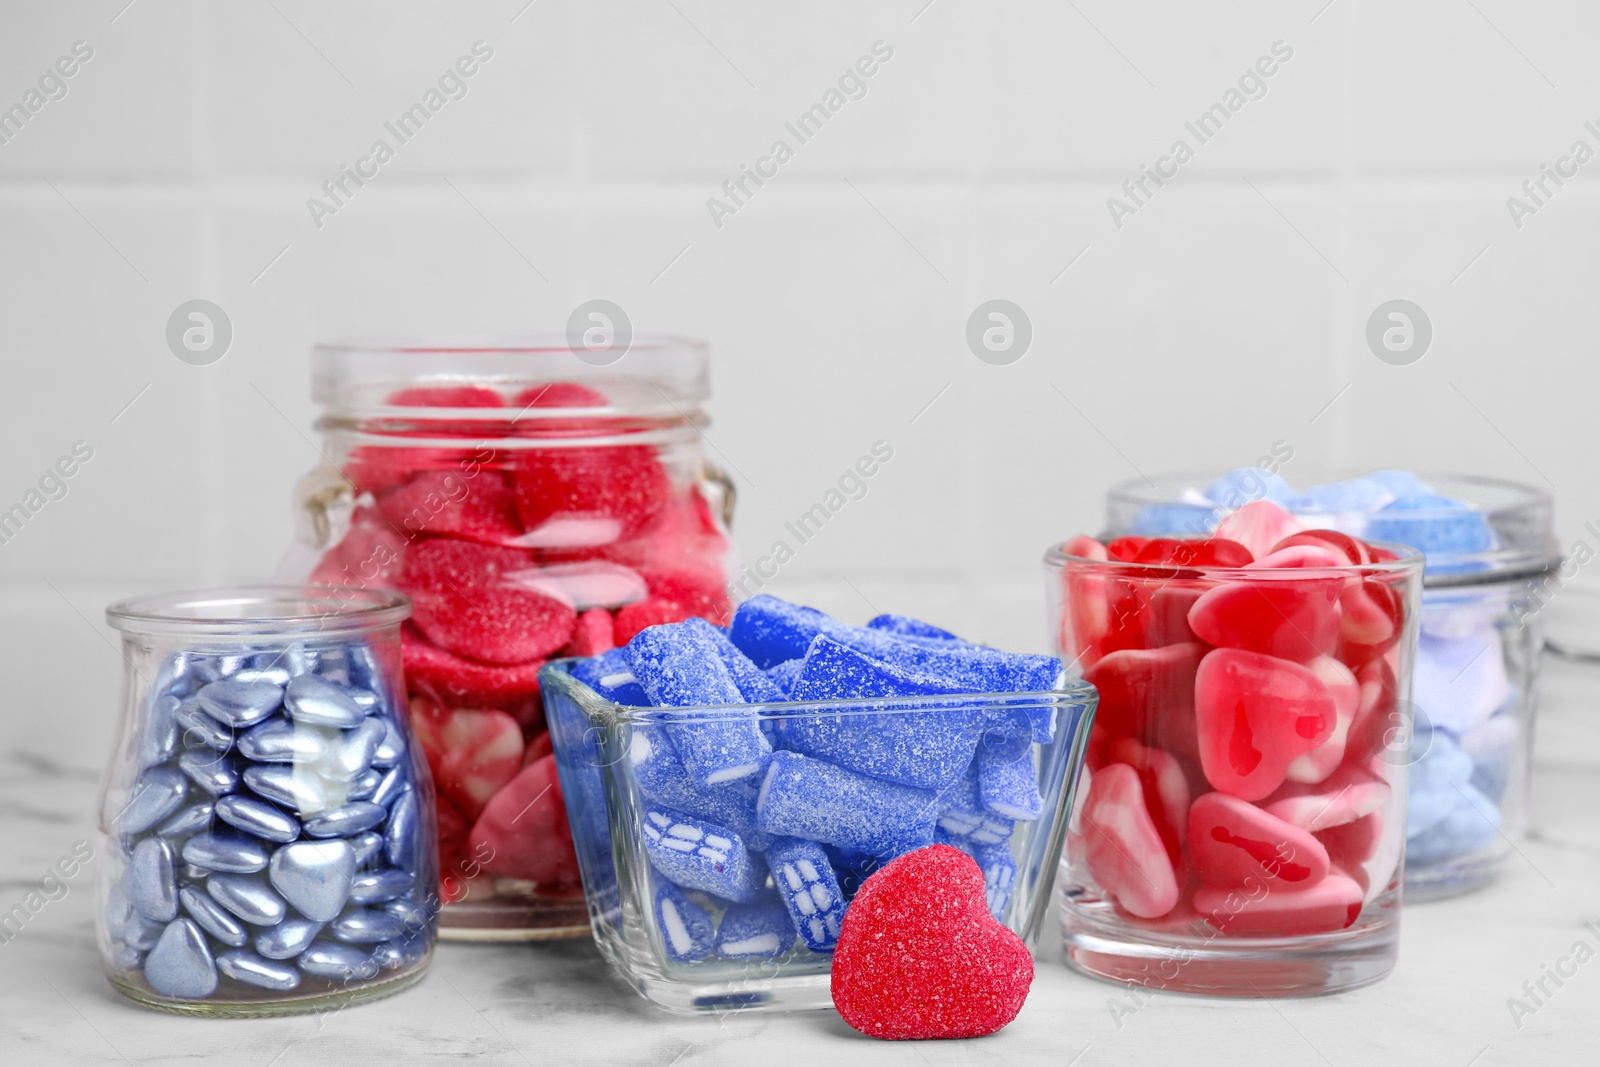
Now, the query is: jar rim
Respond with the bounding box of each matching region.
[106,585,411,637]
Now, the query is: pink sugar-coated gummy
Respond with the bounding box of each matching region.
[831,845,1034,1041]
[377,469,522,546]
[401,538,577,664]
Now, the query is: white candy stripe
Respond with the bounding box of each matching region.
[662,900,693,955]
[781,865,802,892]
[666,825,702,841]
[792,889,817,916]
[663,839,695,853]
[699,848,729,863]
[809,885,832,910]
[721,933,780,956]
[796,860,819,881]
[704,835,731,850]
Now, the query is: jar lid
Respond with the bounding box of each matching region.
[106,585,410,639]
[312,335,709,419]
[1106,470,1559,585]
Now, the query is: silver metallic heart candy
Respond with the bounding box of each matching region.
[179,885,248,948]
[140,695,181,768]
[207,874,288,926]
[320,718,385,782]
[232,666,292,687]
[284,675,364,728]
[349,831,384,867]
[381,897,433,932]
[129,838,178,923]
[111,944,144,971]
[105,884,134,940]
[175,700,233,752]
[117,767,188,835]
[368,933,428,971]
[237,718,331,763]
[179,863,213,883]
[331,906,408,944]
[143,918,218,999]
[156,800,215,840]
[244,765,333,814]
[347,769,384,802]
[385,790,418,871]
[313,647,352,684]
[349,869,414,906]
[303,802,386,839]
[369,768,405,809]
[297,940,378,981]
[371,719,406,768]
[124,910,167,951]
[182,832,269,874]
[179,749,241,797]
[255,917,324,960]
[268,840,355,922]
[197,678,284,728]
[214,795,300,844]
[216,949,302,991]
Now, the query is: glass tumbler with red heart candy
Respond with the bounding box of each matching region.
[1045,527,1423,996]
[281,337,737,939]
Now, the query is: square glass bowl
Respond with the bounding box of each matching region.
[540,661,1097,1014]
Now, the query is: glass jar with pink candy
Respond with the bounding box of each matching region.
[1045,516,1424,996]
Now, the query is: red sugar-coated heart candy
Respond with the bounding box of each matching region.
[1146,585,1207,647]
[1245,544,1346,570]
[566,608,616,657]
[1187,575,1342,663]
[1194,649,1337,801]
[401,538,576,664]
[1134,538,1253,568]
[1194,873,1363,937]
[1081,763,1180,919]
[1107,737,1191,866]
[1270,529,1369,566]
[512,382,608,409]
[342,446,467,495]
[512,445,672,543]
[1284,656,1361,784]
[401,625,545,719]
[411,702,527,821]
[1187,792,1330,889]
[1213,501,1302,560]
[310,506,406,590]
[387,385,505,407]
[1316,811,1384,866]
[831,845,1033,1041]
[378,470,522,546]
[1105,536,1149,562]
[1264,761,1391,832]
[1338,579,1403,664]
[470,755,581,887]
[613,598,700,645]
[1083,643,1205,764]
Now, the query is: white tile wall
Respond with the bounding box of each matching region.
[2,0,1593,720]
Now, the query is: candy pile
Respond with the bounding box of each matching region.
[104,644,431,1001]
[307,382,733,906]
[563,595,1065,964]
[1128,470,1514,876]
[1059,523,1413,936]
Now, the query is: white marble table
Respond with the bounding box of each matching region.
[5,656,1597,1066]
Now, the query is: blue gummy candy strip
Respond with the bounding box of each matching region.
[680,617,782,703]
[628,625,771,785]
[628,730,772,850]
[640,807,764,903]
[865,613,961,642]
[976,723,1045,821]
[570,648,650,706]
[755,750,938,859]
[715,893,796,959]
[653,880,716,961]
[764,837,847,953]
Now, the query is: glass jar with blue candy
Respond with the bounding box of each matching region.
[99,587,437,1015]
[1105,470,1559,899]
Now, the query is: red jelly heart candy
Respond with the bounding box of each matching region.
[435,790,474,902]
[401,625,545,719]
[310,505,406,590]
[378,470,522,545]
[1134,538,1253,567]
[1105,536,1148,562]
[1338,578,1403,663]
[1146,584,1207,647]
[1187,575,1342,663]
[387,385,505,407]
[1083,643,1205,763]
[1315,811,1384,866]
[1194,649,1337,801]
[417,705,527,821]
[1188,792,1330,888]
[566,608,616,657]
[1344,657,1400,764]
[470,754,581,887]
[1107,737,1191,866]
[1263,761,1390,832]
[1081,763,1180,919]
[1270,529,1368,566]
[1194,873,1363,936]
[1245,544,1346,570]
[1212,501,1302,560]
[831,844,1033,1040]
[1058,536,1112,660]
[522,730,554,768]
[400,538,576,663]
[512,382,608,409]
[1283,656,1361,784]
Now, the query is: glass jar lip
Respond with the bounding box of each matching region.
[1042,537,1425,578]
[312,334,710,416]
[541,660,1098,725]
[106,585,411,637]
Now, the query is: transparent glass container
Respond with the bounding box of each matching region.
[1046,540,1424,996]
[541,661,1097,1014]
[280,337,737,940]
[99,587,436,1017]
[1106,472,1559,900]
